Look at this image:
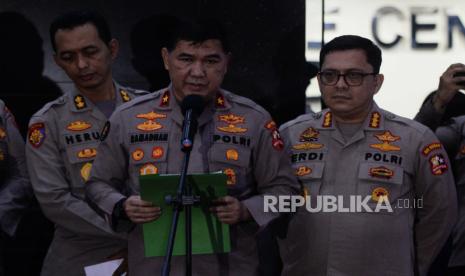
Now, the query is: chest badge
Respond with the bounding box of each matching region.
[81,162,93,182]
[369,166,394,179]
[371,187,389,202]
[217,114,247,133]
[78,148,97,159]
[139,163,158,175]
[136,111,167,131]
[295,166,312,176]
[292,127,324,150]
[67,121,91,131]
[370,131,401,152]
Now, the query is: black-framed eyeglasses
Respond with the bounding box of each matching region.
[318,70,377,86]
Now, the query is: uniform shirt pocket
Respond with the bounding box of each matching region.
[293,161,324,196]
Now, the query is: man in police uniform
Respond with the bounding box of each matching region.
[0,100,31,276]
[278,35,457,276]
[25,10,147,275]
[85,18,299,275]
[415,63,465,276]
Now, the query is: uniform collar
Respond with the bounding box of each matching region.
[160,86,231,127]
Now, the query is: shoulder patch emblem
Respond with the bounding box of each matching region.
[422,142,442,156]
[370,131,401,152]
[160,90,170,107]
[371,187,389,202]
[139,163,158,175]
[120,89,131,102]
[67,120,91,131]
[74,95,87,110]
[429,154,448,175]
[369,166,394,179]
[217,114,247,133]
[78,148,97,159]
[28,122,46,148]
[263,119,283,150]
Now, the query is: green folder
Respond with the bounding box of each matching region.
[139,172,231,257]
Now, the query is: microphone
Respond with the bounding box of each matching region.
[180,95,205,152]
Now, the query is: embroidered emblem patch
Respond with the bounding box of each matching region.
[223,168,236,185]
[28,122,46,148]
[80,162,92,182]
[132,149,144,161]
[293,127,324,150]
[152,146,164,159]
[139,163,158,175]
[120,89,131,102]
[371,187,389,202]
[422,142,442,156]
[67,121,91,131]
[217,114,247,133]
[136,111,166,131]
[295,166,312,176]
[370,131,401,152]
[74,95,87,110]
[77,148,97,159]
[369,166,394,179]
[429,154,448,175]
[226,149,239,161]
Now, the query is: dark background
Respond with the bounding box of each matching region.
[0,0,316,275]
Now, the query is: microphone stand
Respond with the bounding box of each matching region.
[162,109,200,276]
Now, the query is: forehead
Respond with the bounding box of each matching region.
[172,39,225,55]
[54,23,103,52]
[321,49,372,71]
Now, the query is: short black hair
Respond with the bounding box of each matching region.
[165,17,230,53]
[320,35,382,73]
[50,10,112,52]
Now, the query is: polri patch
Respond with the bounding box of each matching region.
[28,122,46,148]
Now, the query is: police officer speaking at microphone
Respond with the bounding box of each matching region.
[85,17,299,275]
[277,35,457,276]
[25,10,148,276]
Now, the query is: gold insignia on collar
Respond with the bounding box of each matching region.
[295,166,312,176]
[223,168,236,185]
[67,121,91,131]
[371,187,389,202]
[74,95,87,110]
[370,131,401,152]
[217,114,247,133]
[369,166,394,179]
[139,163,158,175]
[226,149,239,161]
[369,112,381,128]
[216,93,226,108]
[81,162,92,182]
[322,112,332,128]
[160,90,170,107]
[77,148,97,159]
[120,89,131,102]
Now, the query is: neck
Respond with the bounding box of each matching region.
[78,78,115,103]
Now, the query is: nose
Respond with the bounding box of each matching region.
[76,54,89,70]
[335,74,349,89]
[190,61,206,77]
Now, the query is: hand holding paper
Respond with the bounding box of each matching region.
[210,196,251,225]
[123,195,161,224]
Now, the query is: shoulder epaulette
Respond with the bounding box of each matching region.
[33,95,67,117]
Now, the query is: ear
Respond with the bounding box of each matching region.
[108,39,119,60]
[373,74,384,95]
[161,47,170,70]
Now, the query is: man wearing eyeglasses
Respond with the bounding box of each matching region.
[277,35,457,276]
